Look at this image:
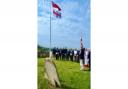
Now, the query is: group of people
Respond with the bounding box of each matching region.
[52,47,91,70]
[52,48,79,62]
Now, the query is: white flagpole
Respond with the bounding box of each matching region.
[49,0,52,58]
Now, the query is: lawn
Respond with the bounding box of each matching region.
[38,58,90,89]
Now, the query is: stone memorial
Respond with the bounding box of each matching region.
[44,58,61,88]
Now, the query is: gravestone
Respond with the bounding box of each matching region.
[44,58,61,88]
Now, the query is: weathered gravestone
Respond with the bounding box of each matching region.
[44,58,61,88]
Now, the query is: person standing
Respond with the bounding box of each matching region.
[80,48,85,70]
[88,50,91,70]
[80,36,85,70]
[84,49,89,70]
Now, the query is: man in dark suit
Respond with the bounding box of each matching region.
[80,48,85,70]
[79,36,85,70]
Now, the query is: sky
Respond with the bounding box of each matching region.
[38,0,90,49]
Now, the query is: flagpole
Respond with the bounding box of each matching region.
[49,0,52,58]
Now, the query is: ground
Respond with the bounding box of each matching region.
[38,58,90,89]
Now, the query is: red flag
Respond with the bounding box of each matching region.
[52,1,61,11]
[52,1,61,18]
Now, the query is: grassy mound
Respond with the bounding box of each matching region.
[38,58,90,89]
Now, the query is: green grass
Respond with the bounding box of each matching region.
[38,58,90,89]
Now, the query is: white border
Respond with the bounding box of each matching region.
[0,0,37,89]
[91,0,128,89]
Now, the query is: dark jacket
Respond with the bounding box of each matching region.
[80,48,85,59]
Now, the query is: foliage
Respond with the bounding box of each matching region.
[38,45,49,58]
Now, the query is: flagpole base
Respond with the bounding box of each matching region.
[49,51,53,59]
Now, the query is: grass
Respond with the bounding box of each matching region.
[38,58,90,89]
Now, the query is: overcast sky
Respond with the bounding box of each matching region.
[38,0,90,49]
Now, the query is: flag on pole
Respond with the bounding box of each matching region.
[52,1,61,18]
[80,37,83,49]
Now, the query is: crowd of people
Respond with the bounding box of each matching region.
[52,47,91,70]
